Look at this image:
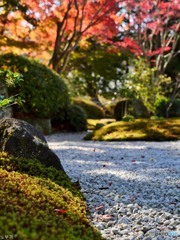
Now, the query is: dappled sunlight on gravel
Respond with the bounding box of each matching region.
[46,133,180,240]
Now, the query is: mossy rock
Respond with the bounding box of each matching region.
[114,99,149,121]
[0,152,104,240]
[0,118,65,172]
[114,100,131,121]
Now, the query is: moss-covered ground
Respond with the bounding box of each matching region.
[0,152,105,240]
[85,118,180,141]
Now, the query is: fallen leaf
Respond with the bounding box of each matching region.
[98,214,112,221]
[95,205,105,211]
[54,209,67,216]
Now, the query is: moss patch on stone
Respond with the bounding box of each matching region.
[0,152,105,240]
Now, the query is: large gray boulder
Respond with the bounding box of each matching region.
[0,118,65,172]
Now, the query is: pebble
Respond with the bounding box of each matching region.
[46,135,180,240]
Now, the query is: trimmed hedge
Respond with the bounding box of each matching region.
[0,53,69,118]
[73,98,105,119]
[52,104,87,132]
[66,104,87,131]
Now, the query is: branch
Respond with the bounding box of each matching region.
[81,0,115,33]
[163,31,180,72]
[49,0,73,69]
[0,3,7,8]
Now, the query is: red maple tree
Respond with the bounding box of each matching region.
[117,0,180,74]
[0,0,124,72]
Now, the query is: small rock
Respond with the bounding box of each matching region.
[118,217,129,224]
[106,221,116,228]
[118,207,126,214]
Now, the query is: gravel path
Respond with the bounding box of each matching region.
[46,133,180,240]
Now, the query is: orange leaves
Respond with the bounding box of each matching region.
[0,0,123,67]
[112,14,125,24]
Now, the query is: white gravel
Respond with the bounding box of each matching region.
[46,133,180,240]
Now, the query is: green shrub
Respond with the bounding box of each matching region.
[0,69,23,109]
[168,99,180,117]
[73,98,105,119]
[52,104,87,132]
[0,152,104,240]
[66,104,87,132]
[155,97,168,117]
[155,98,180,117]
[0,53,69,118]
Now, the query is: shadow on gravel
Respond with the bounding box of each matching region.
[47,139,180,214]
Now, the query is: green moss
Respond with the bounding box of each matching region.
[85,118,180,141]
[0,152,105,240]
[87,119,115,130]
[0,152,81,198]
[73,98,105,119]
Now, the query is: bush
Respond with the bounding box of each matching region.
[52,104,87,132]
[0,69,23,109]
[155,98,180,117]
[155,97,168,117]
[0,53,69,118]
[66,104,87,131]
[168,99,180,117]
[73,98,105,119]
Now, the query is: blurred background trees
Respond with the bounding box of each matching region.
[0,0,179,128]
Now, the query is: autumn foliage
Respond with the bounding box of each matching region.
[0,0,123,71]
[0,0,179,74]
[118,0,180,73]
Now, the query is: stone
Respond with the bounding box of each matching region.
[132,99,149,118]
[118,217,129,224]
[0,118,65,172]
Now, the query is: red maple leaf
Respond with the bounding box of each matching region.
[54,209,67,216]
